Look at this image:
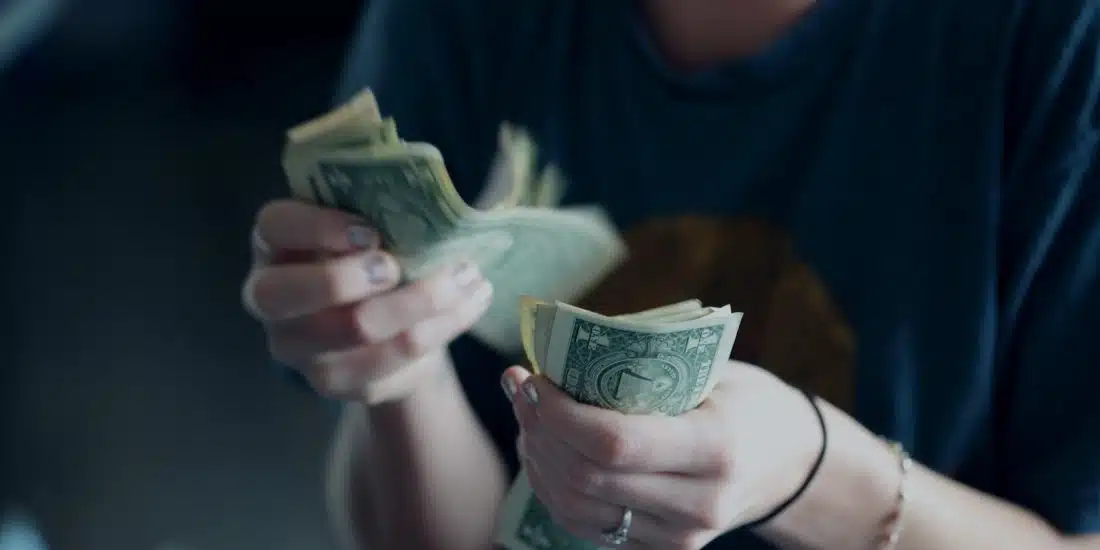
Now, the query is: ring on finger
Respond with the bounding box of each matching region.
[601,507,632,546]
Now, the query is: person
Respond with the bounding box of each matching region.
[240,0,1100,548]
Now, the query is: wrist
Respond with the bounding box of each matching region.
[741,389,828,531]
[755,401,900,549]
[362,350,455,411]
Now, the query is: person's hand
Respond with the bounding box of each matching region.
[501,361,823,549]
[241,199,494,405]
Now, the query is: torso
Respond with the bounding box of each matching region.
[485,2,1018,546]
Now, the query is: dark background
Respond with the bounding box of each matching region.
[1,1,371,548]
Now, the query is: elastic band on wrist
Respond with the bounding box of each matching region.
[743,389,828,530]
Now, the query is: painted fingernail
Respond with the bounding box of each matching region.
[501,375,517,403]
[364,253,394,285]
[451,261,480,288]
[522,380,539,405]
[348,225,379,249]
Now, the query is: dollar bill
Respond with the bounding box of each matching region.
[496,299,743,549]
[281,89,627,356]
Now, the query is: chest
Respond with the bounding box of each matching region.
[502,5,1012,478]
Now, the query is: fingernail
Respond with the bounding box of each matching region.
[348,225,378,249]
[522,380,539,405]
[501,375,517,403]
[364,253,394,285]
[451,261,480,288]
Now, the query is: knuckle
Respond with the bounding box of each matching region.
[695,420,736,479]
[394,325,433,359]
[349,304,386,345]
[688,508,723,532]
[592,427,638,469]
[569,462,607,496]
[687,493,730,531]
[241,270,273,317]
[708,445,736,480]
[415,266,468,312]
[408,277,450,314]
[316,261,354,303]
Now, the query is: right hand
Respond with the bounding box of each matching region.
[241,200,494,405]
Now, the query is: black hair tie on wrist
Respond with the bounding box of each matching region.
[741,389,829,531]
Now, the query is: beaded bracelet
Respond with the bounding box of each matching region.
[877,441,913,550]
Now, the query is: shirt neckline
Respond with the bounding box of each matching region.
[624,0,872,99]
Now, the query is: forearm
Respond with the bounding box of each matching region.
[327,353,509,550]
[757,399,1095,550]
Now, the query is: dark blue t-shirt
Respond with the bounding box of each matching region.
[334,0,1100,546]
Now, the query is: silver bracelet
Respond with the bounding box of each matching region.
[878,441,913,550]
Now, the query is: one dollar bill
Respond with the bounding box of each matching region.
[496,298,743,550]
[280,89,628,356]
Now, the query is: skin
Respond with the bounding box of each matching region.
[243,200,507,550]
[640,0,818,70]
[241,200,1098,550]
[504,364,1100,550]
[241,2,1099,548]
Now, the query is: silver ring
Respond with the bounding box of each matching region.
[601,507,632,546]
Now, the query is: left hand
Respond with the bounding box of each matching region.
[501,361,824,550]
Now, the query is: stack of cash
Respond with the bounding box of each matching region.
[281,89,628,355]
[494,297,743,550]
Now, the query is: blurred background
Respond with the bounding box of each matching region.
[1,1,371,548]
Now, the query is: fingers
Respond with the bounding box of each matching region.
[274,281,493,401]
[518,374,726,475]
[522,416,733,532]
[254,199,378,256]
[244,250,400,321]
[523,451,678,548]
[244,200,500,404]
[356,262,484,342]
[507,368,728,548]
[268,278,492,368]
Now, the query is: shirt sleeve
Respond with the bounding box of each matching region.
[997,0,1100,534]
